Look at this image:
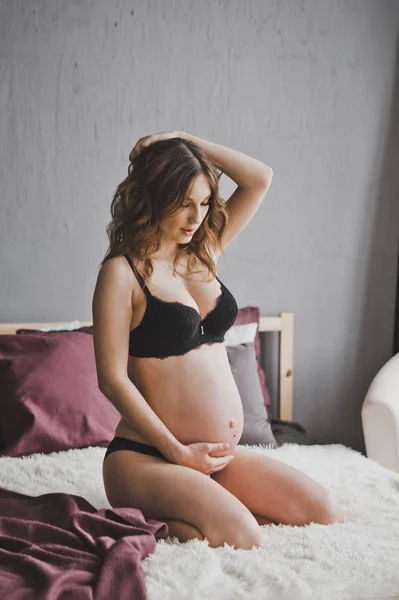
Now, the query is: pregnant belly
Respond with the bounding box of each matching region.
[152,380,244,447]
[114,343,244,451]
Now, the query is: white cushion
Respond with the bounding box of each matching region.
[361,352,399,473]
[224,322,258,346]
[40,320,81,332]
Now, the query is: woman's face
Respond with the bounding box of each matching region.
[162,174,212,243]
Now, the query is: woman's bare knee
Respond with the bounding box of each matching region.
[295,490,343,526]
[165,519,204,544]
[205,516,262,550]
[164,516,262,550]
[315,491,343,525]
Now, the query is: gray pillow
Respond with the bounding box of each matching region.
[227,342,277,448]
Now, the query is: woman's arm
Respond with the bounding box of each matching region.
[100,377,183,463]
[178,131,272,188]
[92,257,184,463]
[178,131,273,255]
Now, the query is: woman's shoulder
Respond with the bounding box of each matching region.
[100,253,134,272]
[99,254,144,296]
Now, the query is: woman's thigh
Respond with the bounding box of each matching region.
[102,450,262,550]
[211,446,343,526]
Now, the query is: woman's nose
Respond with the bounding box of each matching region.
[189,207,202,224]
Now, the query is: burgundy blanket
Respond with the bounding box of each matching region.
[0,486,169,600]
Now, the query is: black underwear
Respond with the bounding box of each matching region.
[104,436,166,461]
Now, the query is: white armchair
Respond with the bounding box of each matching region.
[361,353,399,473]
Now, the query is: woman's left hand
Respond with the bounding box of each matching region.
[129,130,184,163]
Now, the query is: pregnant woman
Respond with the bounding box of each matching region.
[93,130,343,550]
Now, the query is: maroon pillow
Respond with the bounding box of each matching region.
[0,332,120,457]
[233,307,272,422]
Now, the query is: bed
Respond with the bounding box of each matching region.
[1,314,399,600]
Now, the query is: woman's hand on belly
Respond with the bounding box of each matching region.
[173,441,236,475]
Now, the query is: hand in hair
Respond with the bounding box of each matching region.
[129,130,185,163]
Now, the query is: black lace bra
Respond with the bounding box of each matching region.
[124,254,238,359]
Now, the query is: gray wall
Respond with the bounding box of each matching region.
[1,0,399,453]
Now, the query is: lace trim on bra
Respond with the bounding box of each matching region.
[148,286,224,321]
[150,339,224,360]
[129,286,225,336]
[126,254,226,333]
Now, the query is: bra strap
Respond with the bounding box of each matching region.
[124,254,150,295]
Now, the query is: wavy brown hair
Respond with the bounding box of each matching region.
[99,136,228,286]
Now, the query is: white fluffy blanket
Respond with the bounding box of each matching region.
[1,443,399,600]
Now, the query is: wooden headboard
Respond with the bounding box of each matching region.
[0,312,293,421]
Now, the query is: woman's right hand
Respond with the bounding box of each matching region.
[129,130,181,163]
[173,442,235,476]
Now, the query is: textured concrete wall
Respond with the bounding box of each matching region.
[1,0,399,452]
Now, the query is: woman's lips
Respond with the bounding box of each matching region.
[181,228,196,235]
